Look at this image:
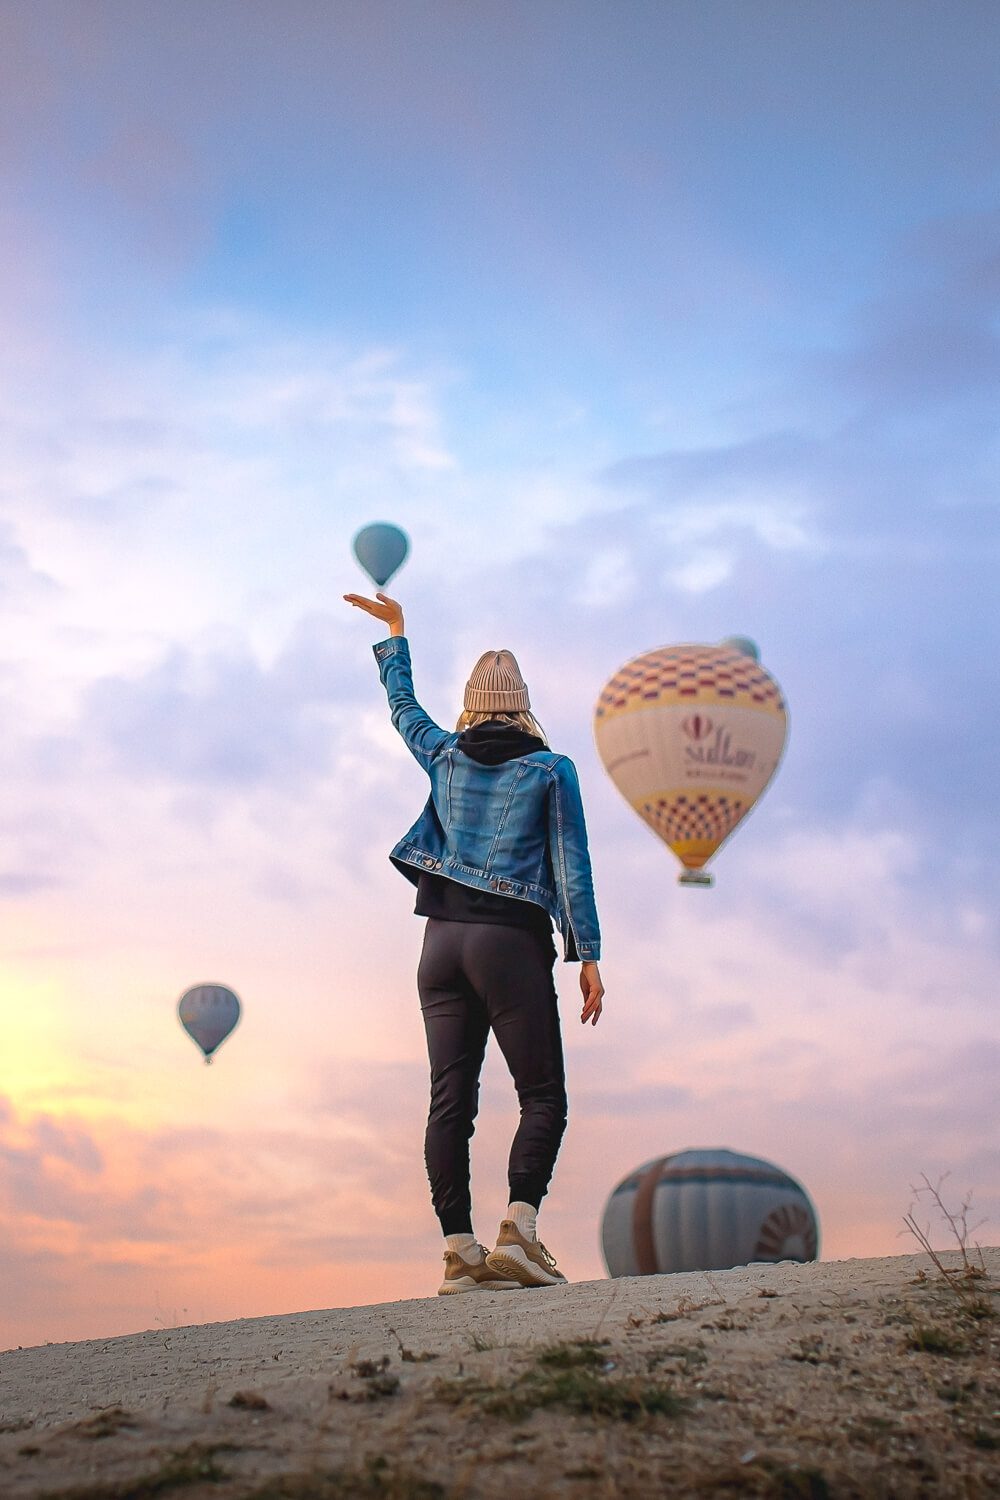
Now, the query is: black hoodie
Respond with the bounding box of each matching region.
[413,720,553,936]
[455,720,546,765]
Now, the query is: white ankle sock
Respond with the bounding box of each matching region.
[445,1232,482,1262]
[507,1201,537,1241]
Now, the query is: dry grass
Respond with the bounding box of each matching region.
[431,1336,690,1423]
[237,1457,446,1500]
[903,1173,994,1316]
[34,1453,448,1500]
[35,1444,230,1499]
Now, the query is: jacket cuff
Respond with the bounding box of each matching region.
[373,636,408,663]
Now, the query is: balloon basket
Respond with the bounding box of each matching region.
[678,869,714,888]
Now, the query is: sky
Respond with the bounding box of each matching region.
[1,0,998,1349]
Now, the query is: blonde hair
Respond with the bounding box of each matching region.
[456,708,549,745]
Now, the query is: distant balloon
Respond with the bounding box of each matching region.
[601,1148,819,1277]
[177,983,241,1065]
[352,522,410,587]
[721,635,760,662]
[593,639,788,886]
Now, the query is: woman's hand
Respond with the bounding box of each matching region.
[343,591,405,637]
[580,961,604,1026]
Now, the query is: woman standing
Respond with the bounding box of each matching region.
[345,590,604,1294]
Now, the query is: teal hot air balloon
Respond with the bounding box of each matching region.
[352,522,410,588]
[721,635,761,662]
[177,983,241,1065]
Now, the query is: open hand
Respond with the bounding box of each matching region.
[343,591,405,636]
[580,961,604,1026]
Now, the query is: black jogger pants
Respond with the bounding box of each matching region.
[416,918,568,1236]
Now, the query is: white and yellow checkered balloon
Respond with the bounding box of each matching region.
[593,639,788,885]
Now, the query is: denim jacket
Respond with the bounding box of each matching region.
[374,636,601,962]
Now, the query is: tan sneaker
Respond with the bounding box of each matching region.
[437,1246,523,1295]
[485,1220,567,1288]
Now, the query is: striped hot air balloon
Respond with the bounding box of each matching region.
[601,1148,819,1277]
[593,638,788,886]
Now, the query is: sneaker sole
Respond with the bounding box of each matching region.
[438,1275,522,1295]
[485,1247,566,1288]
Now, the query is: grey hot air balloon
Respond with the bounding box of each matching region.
[352,522,410,588]
[601,1147,819,1277]
[177,983,241,1065]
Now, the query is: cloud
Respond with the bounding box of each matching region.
[0,872,63,897]
[597,213,1000,572]
[0,1091,428,1298]
[0,795,100,900]
[3,326,458,537]
[570,1083,694,1118]
[0,522,57,604]
[26,1114,103,1174]
[80,612,369,789]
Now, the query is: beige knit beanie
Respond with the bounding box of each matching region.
[463,650,530,713]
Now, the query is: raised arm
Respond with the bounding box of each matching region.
[344,591,452,769]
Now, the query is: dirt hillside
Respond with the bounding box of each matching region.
[2,1249,998,1498]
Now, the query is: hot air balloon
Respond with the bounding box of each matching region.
[177,983,241,1065]
[601,1148,819,1277]
[593,638,787,886]
[352,522,410,588]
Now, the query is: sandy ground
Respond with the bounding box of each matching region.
[1,1249,998,1499]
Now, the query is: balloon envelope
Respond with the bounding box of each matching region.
[593,640,787,885]
[178,983,241,1064]
[721,635,760,662]
[601,1148,819,1277]
[352,522,410,587]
